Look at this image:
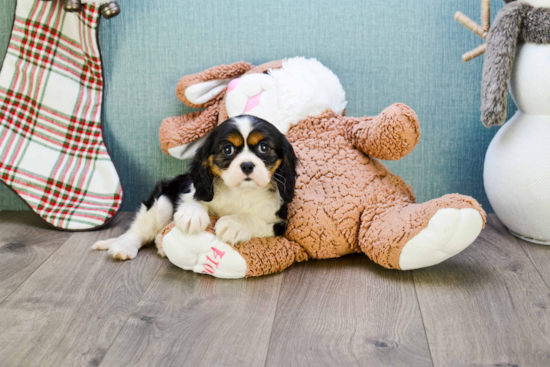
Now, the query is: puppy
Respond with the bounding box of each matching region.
[92,115,298,260]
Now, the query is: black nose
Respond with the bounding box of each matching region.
[240,162,255,175]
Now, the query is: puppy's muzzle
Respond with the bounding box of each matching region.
[240,162,255,175]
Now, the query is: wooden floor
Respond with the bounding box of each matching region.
[0,212,550,367]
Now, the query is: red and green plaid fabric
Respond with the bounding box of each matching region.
[0,0,123,230]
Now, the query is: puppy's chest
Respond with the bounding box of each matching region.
[204,188,282,220]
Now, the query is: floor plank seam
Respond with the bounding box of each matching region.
[516,240,550,292]
[411,271,436,367]
[262,272,285,367]
[96,256,165,367]
[0,232,76,306]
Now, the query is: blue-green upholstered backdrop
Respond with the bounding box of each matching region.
[0,0,517,214]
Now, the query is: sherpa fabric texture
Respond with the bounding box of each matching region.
[482,2,550,127]
[156,61,487,277]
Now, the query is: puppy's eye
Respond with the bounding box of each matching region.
[223,145,235,156]
[258,142,269,154]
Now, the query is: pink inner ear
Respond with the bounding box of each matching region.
[227,78,240,92]
[244,92,262,113]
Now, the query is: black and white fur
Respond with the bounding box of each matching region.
[92,115,297,260]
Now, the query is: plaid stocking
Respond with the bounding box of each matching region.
[0,0,123,230]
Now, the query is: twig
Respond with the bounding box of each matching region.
[455,0,491,62]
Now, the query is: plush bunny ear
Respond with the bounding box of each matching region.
[244,60,283,75]
[160,100,222,159]
[175,62,253,109]
[481,2,527,127]
[161,62,254,160]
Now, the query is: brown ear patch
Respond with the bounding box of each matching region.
[247,131,266,146]
[227,133,244,147]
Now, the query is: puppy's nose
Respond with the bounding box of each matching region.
[240,162,255,175]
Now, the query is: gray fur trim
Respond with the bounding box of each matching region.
[521,7,550,44]
[482,4,550,127]
[481,3,528,128]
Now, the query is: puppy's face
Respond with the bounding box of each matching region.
[201,115,287,189]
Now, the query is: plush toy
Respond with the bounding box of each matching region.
[457,0,550,244]
[155,57,486,278]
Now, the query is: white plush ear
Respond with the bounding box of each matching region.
[184,79,231,105]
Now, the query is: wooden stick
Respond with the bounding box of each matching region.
[455,12,487,39]
[463,43,487,62]
[481,0,491,32]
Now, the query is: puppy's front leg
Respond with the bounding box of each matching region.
[92,195,174,260]
[174,201,210,234]
[215,214,275,245]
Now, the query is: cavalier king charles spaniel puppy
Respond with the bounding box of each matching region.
[92,115,297,260]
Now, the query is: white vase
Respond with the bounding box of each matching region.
[484,43,550,244]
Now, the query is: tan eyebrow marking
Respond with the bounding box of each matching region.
[227,133,243,147]
[248,131,266,146]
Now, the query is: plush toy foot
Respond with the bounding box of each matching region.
[162,227,247,279]
[398,208,483,270]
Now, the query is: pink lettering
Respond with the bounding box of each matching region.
[211,247,225,260]
[206,255,219,267]
[203,263,215,274]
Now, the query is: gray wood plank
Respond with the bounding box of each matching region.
[413,214,550,367]
[0,211,73,302]
[0,212,164,367]
[515,229,550,290]
[265,254,433,367]
[99,263,284,367]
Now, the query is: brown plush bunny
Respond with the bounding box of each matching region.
[156,57,486,279]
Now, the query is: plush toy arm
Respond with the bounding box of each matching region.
[234,237,309,277]
[340,103,420,161]
[158,220,309,278]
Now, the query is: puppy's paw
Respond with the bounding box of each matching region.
[91,237,117,251]
[174,203,210,235]
[215,216,252,245]
[107,234,141,260]
[108,242,138,260]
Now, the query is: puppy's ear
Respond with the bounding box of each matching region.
[189,136,215,202]
[275,137,298,205]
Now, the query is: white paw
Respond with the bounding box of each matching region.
[162,228,247,279]
[215,216,252,245]
[91,237,117,251]
[399,208,483,270]
[174,203,210,235]
[106,233,141,260]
